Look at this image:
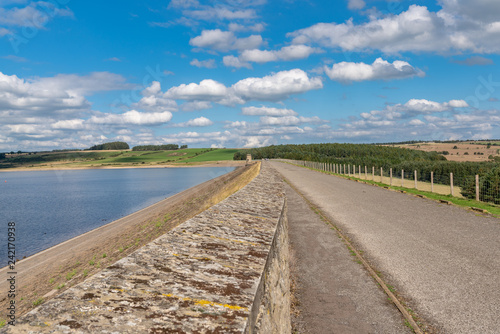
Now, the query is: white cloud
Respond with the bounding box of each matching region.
[348,0,365,10]
[0,2,73,28]
[165,79,229,101]
[180,101,212,111]
[232,68,323,102]
[242,106,298,116]
[51,119,85,130]
[223,55,252,69]
[288,4,500,54]
[259,115,325,126]
[242,136,273,148]
[439,0,500,23]
[400,99,468,114]
[190,58,217,68]
[316,98,482,143]
[168,0,200,9]
[276,44,320,61]
[0,71,109,118]
[325,58,425,83]
[134,81,178,112]
[164,69,322,105]
[259,116,302,126]
[228,22,265,32]
[189,29,262,52]
[240,49,278,63]
[174,116,213,127]
[89,110,173,125]
[231,44,320,67]
[187,8,256,21]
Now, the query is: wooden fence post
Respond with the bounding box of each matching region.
[431,171,434,192]
[401,169,404,187]
[344,164,346,175]
[450,173,454,196]
[380,167,383,183]
[476,174,479,201]
[359,165,361,178]
[365,166,367,179]
[390,168,393,186]
[372,166,375,181]
[414,170,417,189]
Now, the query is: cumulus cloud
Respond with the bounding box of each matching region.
[173,116,213,127]
[232,69,323,102]
[190,58,217,68]
[228,22,265,32]
[259,115,324,126]
[189,29,262,52]
[325,58,425,83]
[165,79,230,101]
[223,55,252,69]
[89,110,173,125]
[315,98,481,143]
[0,71,132,118]
[288,4,500,54]
[180,101,212,111]
[33,72,133,96]
[134,81,178,112]
[242,106,298,116]
[240,49,278,63]
[348,0,365,10]
[164,69,323,105]
[439,0,500,23]
[0,2,73,29]
[187,8,256,21]
[228,45,320,67]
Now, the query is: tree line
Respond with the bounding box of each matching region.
[87,141,130,150]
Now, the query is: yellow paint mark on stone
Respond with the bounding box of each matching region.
[162,293,248,311]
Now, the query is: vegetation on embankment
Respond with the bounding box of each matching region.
[234,143,500,203]
[0,148,237,170]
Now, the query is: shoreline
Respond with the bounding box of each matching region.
[0,160,246,172]
[0,167,237,271]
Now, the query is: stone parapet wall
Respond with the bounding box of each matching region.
[8,162,290,333]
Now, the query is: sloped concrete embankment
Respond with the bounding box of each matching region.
[8,163,290,333]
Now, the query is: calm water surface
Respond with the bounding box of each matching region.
[0,167,235,267]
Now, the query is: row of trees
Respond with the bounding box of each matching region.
[87,141,130,150]
[234,144,500,203]
[132,144,188,151]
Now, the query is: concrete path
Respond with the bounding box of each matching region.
[270,161,500,334]
[285,183,411,334]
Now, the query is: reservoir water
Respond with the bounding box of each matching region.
[0,166,235,268]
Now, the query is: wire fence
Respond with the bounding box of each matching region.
[283,159,500,205]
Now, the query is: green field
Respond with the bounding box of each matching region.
[181,149,239,162]
[0,148,239,169]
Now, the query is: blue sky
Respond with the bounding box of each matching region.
[1,0,500,151]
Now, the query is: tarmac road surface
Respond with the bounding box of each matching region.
[270,161,500,334]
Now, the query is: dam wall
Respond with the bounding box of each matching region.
[10,162,290,333]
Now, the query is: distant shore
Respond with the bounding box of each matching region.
[0,160,246,172]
